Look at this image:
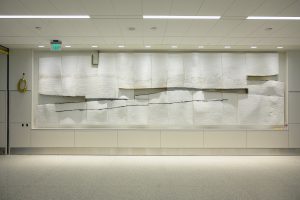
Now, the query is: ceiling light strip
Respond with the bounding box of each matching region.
[0,15,90,19]
[143,15,220,19]
[247,16,300,20]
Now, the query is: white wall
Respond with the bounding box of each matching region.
[8,49,294,150]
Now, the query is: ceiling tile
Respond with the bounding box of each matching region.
[256,37,285,45]
[217,37,241,45]
[181,37,222,45]
[224,0,265,17]
[58,36,107,44]
[118,19,144,36]
[250,0,296,16]
[170,0,204,15]
[274,21,300,37]
[164,20,192,37]
[92,19,122,36]
[208,20,242,37]
[104,37,125,45]
[162,37,183,45]
[0,36,46,44]
[234,37,262,45]
[18,0,59,14]
[80,0,115,15]
[279,0,300,16]
[143,20,167,37]
[142,0,172,15]
[49,0,87,14]
[251,21,288,37]
[112,0,142,15]
[185,20,218,36]
[228,20,264,37]
[124,37,143,44]
[198,0,234,15]
[0,0,29,14]
[0,20,35,36]
[143,37,163,45]
[180,37,207,45]
[0,0,300,50]
[274,37,300,46]
[44,20,99,36]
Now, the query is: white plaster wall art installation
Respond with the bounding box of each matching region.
[36,52,284,128]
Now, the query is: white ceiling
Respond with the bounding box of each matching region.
[0,0,300,50]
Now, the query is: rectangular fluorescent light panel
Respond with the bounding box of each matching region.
[143,15,220,19]
[247,16,300,20]
[0,15,90,19]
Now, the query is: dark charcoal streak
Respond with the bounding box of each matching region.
[55,99,228,113]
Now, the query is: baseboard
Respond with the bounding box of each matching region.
[9,147,300,156]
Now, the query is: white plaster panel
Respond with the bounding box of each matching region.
[9,49,32,90]
[204,130,246,148]
[288,124,300,148]
[118,129,160,147]
[161,130,203,148]
[247,130,288,148]
[9,91,31,123]
[75,129,118,147]
[31,129,74,147]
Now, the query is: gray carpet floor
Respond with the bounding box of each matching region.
[0,155,300,200]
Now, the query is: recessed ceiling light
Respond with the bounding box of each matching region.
[65,45,71,48]
[145,45,151,48]
[128,27,135,31]
[265,27,273,31]
[38,45,44,48]
[171,45,178,48]
[143,15,221,19]
[277,46,283,49]
[198,45,204,48]
[0,15,90,19]
[91,45,98,48]
[251,46,257,49]
[247,16,300,20]
[118,45,125,48]
[224,46,231,49]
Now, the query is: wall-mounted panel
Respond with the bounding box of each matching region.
[75,130,118,147]
[9,91,31,123]
[10,123,31,147]
[0,123,6,147]
[31,130,74,147]
[161,130,203,148]
[118,130,160,148]
[0,91,6,122]
[204,130,246,148]
[288,124,300,148]
[288,51,300,91]
[288,92,300,124]
[247,130,288,148]
[9,49,32,91]
[34,52,283,129]
[0,54,7,90]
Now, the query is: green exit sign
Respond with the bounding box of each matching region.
[51,43,61,51]
[50,40,62,51]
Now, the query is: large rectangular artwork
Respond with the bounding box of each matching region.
[35,52,284,128]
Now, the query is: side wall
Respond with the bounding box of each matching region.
[287,51,300,147]
[0,53,7,152]
[9,49,299,152]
